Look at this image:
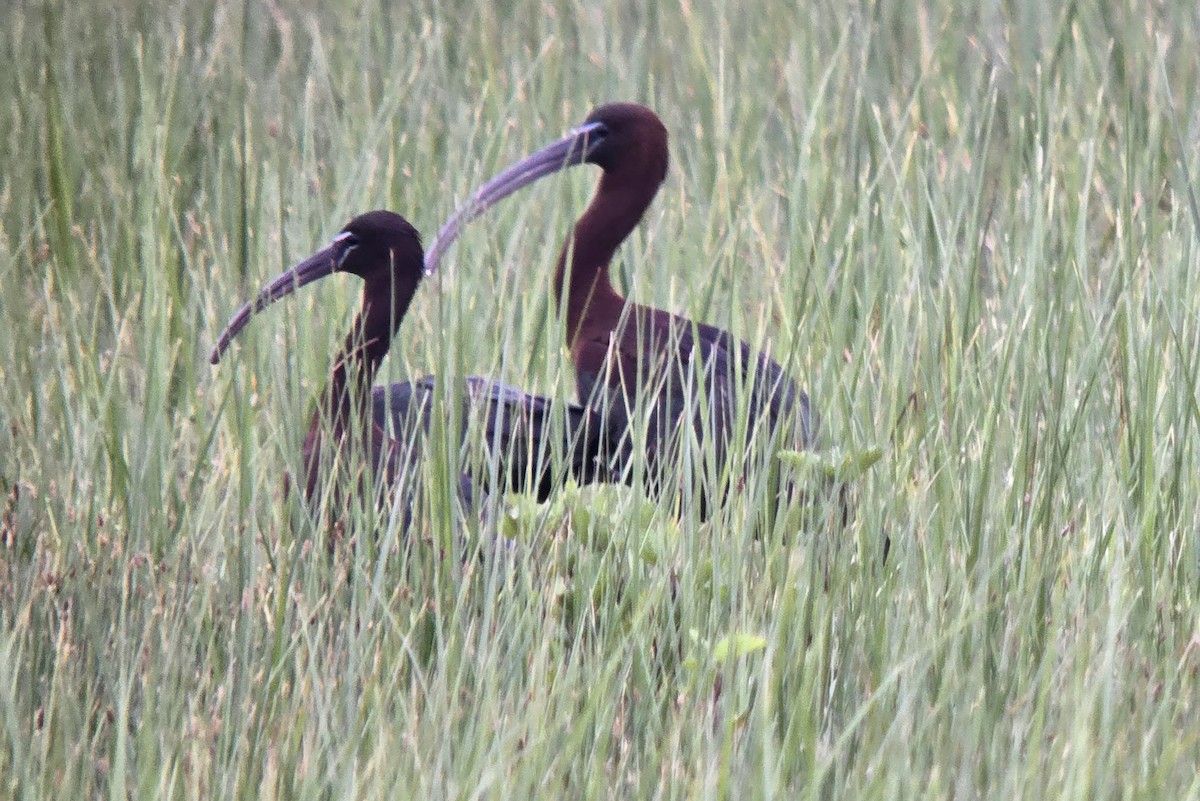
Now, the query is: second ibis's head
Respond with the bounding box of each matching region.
[210,210,424,364]
[424,103,669,273]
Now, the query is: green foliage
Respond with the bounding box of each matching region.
[780,445,884,481]
[2,0,1200,798]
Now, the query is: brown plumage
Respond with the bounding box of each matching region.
[211,210,612,521]
[426,103,817,511]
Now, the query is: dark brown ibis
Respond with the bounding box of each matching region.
[425,103,817,511]
[211,210,611,520]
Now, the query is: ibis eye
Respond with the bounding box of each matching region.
[333,231,360,266]
[572,121,609,144]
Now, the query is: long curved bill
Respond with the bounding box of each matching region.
[423,120,608,275]
[210,243,342,364]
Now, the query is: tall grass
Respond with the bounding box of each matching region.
[2,0,1199,797]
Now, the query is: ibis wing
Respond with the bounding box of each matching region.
[678,319,818,449]
[370,376,613,499]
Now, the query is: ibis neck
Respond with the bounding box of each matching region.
[326,275,415,432]
[554,172,658,346]
[303,273,418,500]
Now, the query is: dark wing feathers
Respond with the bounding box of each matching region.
[582,308,816,449]
[371,377,612,501]
[680,318,818,448]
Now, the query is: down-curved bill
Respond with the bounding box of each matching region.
[422,120,608,276]
[209,245,340,364]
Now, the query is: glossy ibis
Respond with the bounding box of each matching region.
[425,103,817,511]
[211,210,611,518]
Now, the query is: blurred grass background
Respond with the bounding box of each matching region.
[2,0,1200,797]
